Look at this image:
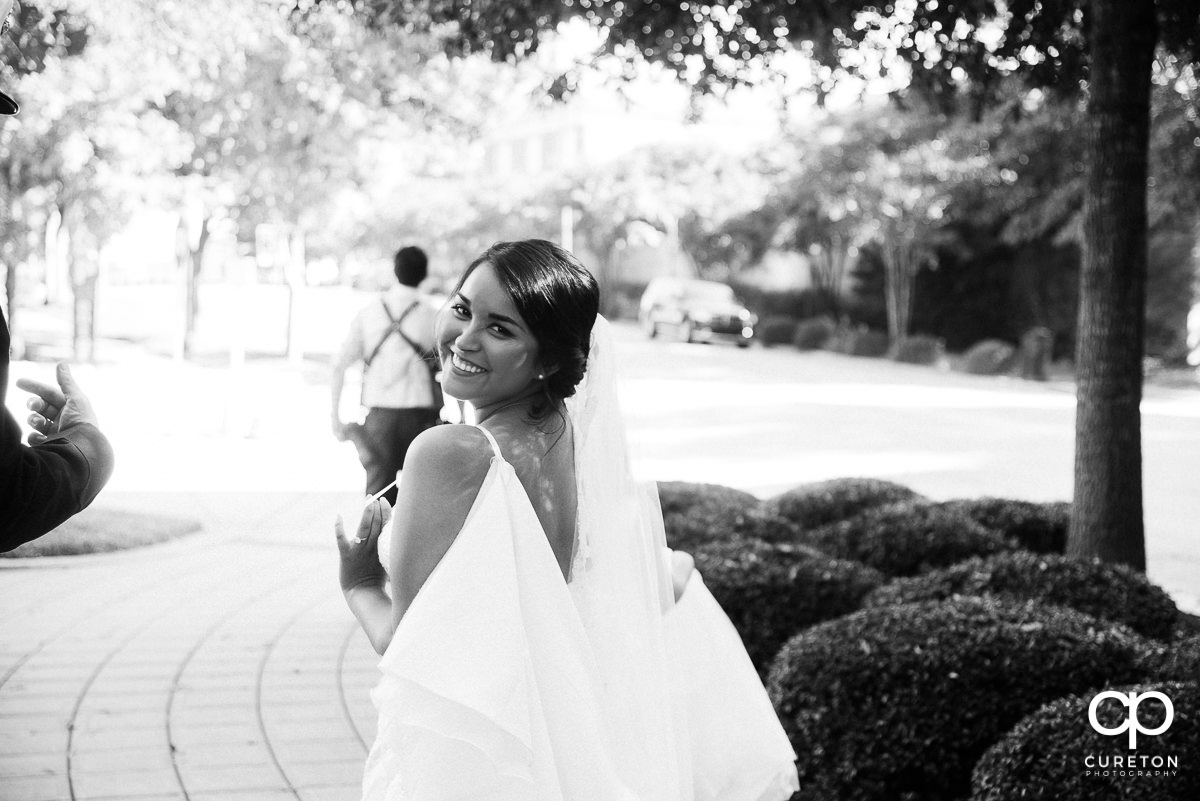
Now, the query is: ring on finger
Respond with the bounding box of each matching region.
[353,536,366,544]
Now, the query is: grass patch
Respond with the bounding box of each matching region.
[1,507,203,558]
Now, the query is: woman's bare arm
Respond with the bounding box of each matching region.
[388,425,493,632]
[337,425,492,655]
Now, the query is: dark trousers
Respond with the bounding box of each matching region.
[348,407,440,506]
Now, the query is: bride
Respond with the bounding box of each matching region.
[335,239,799,801]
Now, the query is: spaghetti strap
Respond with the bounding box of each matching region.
[474,424,503,461]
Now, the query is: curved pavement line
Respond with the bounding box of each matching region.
[63,594,207,801]
[54,548,268,800]
[252,591,332,801]
[164,562,312,801]
[336,620,371,751]
[0,566,185,692]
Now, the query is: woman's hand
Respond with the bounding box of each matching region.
[335,498,392,593]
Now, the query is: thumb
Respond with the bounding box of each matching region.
[56,363,79,395]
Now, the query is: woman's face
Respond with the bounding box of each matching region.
[436,263,543,411]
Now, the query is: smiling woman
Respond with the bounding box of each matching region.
[334,238,798,801]
[438,265,548,415]
[438,240,598,421]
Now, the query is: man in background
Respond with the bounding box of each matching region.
[331,246,441,506]
[1,15,115,549]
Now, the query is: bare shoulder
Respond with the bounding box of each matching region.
[403,424,494,494]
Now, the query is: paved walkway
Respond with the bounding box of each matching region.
[1,491,379,801]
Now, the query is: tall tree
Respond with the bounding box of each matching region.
[0,0,89,345]
[327,0,1200,570]
[1069,2,1157,568]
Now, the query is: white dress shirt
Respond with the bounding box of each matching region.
[336,285,439,409]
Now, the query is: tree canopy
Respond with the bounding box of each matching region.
[309,0,1199,572]
[309,0,1200,103]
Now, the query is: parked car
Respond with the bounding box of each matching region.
[638,277,756,347]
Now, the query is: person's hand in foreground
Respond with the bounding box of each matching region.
[16,363,102,445]
[336,497,391,593]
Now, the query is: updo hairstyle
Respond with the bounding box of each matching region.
[456,239,599,409]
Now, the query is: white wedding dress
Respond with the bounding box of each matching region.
[363,319,798,801]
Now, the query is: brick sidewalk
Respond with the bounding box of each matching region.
[0,492,378,801]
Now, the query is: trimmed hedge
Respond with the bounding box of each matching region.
[830,328,891,357]
[767,597,1153,801]
[864,552,1181,641]
[1176,611,1200,640]
[657,481,760,552]
[728,508,803,545]
[1153,636,1200,683]
[765,477,924,531]
[964,339,1016,375]
[792,316,836,350]
[891,334,945,365]
[694,539,884,675]
[799,500,1016,577]
[658,481,759,517]
[971,681,1199,801]
[938,497,1071,554]
[758,315,800,347]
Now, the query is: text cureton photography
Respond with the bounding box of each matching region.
[1084,689,1182,780]
[1084,754,1180,779]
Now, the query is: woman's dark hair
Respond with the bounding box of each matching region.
[454,239,599,413]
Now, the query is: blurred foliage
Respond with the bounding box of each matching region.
[2,0,1198,361]
[0,0,88,78]
[311,1,1200,107]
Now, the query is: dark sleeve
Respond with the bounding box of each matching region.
[0,307,115,551]
[0,410,115,552]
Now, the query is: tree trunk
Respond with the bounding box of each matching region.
[63,210,99,364]
[183,217,210,360]
[882,238,914,341]
[1068,0,1156,569]
[809,236,848,317]
[71,273,97,363]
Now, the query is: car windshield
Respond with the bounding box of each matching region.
[682,282,735,303]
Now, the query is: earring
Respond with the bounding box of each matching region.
[537,373,545,381]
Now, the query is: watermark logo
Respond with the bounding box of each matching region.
[1089,690,1174,750]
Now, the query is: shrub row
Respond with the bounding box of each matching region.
[866,551,1180,641]
[891,334,945,365]
[938,497,1070,554]
[755,316,889,358]
[757,318,944,366]
[1154,635,1200,683]
[796,500,1016,577]
[972,680,1199,801]
[964,339,1017,375]
[765,477,923,531]
[693,539,884,675]
[767,597,1153,801]
[657,481,761,552]
[663,479,1190,798]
